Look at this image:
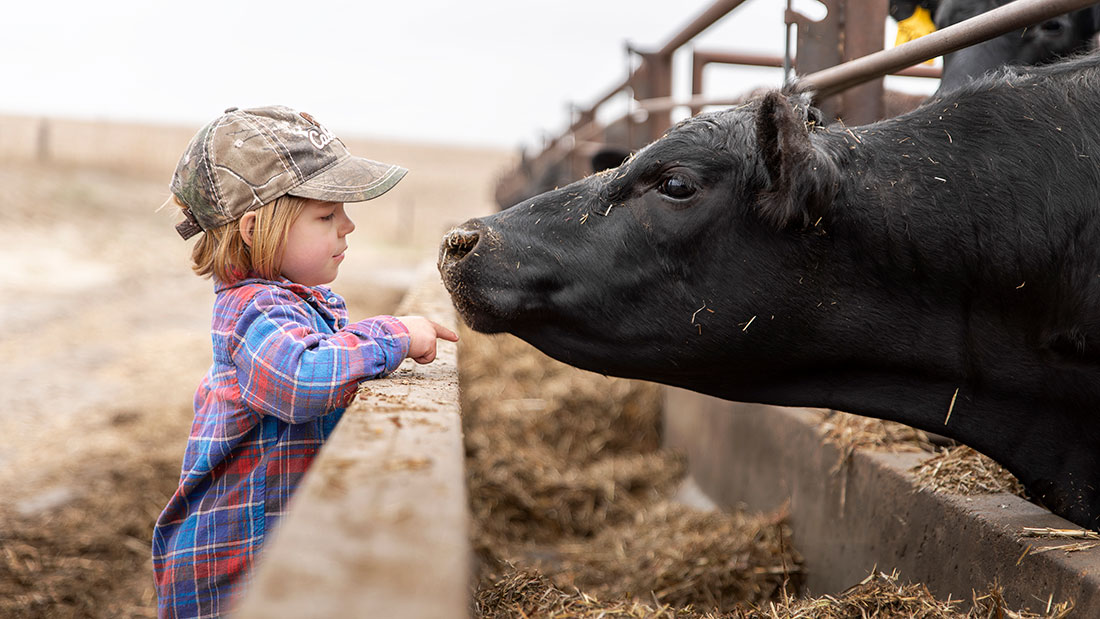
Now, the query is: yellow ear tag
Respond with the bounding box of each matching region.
[894,6,938,64]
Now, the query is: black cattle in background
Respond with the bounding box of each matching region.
[441,53,1100,530]
[892,0,1100,92]
[495,145,630,211]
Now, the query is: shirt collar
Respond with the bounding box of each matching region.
[215,275,334,307]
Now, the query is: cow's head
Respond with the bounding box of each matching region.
[439,92,842,388]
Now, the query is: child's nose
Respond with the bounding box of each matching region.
[339,213,356,236]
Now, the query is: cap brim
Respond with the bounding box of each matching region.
[287,155,407,203]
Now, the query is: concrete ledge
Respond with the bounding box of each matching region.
[663,388,1100,613]
[236,263,468,619]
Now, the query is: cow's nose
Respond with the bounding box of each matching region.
[439,225,480,268]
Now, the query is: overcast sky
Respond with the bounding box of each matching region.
[4,0,932,150]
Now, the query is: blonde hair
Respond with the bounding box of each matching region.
[175,195,309,284]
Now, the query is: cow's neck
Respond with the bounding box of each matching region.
[734,124,1100,526]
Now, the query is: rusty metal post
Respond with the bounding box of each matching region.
[635,51,674,143]
[37,119,51,163]
[839,1,888,124]
[787,3,841,120]
[569,108,596,179]
[691,52,706,117]
[789,0,886,124]
[639,0,753,142]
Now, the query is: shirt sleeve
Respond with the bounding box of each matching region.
[229,288,411,424]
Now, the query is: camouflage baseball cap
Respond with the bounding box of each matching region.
[171,105,407,239]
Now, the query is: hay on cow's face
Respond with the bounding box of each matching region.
[912,445,1026,498]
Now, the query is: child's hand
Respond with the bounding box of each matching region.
[398,316,459,364]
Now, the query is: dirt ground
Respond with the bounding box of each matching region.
[0,139,512,617]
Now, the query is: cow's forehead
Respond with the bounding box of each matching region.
[630,105,757,164]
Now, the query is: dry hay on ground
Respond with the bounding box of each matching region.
[460,329,799,613]
[912,445,1026,498]
[475,568,672,619]
[819,411,1024,499]
[476,569,1070,619]
[731,570,1071,619]
[819,410,934,466]
[468,444,687,543]
[460,330,682,544]
[0,450,181,619]
[539,502,798,611]
[461,329,1069,617]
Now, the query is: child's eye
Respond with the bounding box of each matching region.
[321,213,335,221]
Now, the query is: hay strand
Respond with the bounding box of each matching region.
[913,446,1025,497]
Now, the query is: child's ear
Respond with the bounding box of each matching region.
[238,212,257,247]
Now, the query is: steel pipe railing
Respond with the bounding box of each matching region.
[798,0,1100,99]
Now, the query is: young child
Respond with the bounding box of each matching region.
[152,105,457,618]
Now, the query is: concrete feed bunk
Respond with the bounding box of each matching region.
[665,393,1100,614]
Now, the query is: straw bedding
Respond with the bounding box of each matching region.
[0,451,180,618]
[460,329,800,613]
[459,328,1064,618]
[819,411,1025,498]
[476,568,1071,618]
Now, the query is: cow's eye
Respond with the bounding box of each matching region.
[658,175,696,200]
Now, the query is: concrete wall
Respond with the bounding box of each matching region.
[663,389,1100,614]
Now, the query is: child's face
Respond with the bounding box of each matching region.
[281,200,355,287]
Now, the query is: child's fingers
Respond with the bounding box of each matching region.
[433,322,459,342]
[413,351,436,364]
[398,315,458,342]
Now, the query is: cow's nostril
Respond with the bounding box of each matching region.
[440,226,480,266]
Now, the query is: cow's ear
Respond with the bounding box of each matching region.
[753,91,838,230]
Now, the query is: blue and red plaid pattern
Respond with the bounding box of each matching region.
[152,277,409,618]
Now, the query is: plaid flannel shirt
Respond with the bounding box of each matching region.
[152,277,409,618]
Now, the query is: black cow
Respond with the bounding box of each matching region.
[440,53,1100,529]
[893,0,1100,92]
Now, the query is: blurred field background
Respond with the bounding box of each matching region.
[0,114,512,617]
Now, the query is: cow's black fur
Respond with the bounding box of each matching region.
[440,52,1100,529]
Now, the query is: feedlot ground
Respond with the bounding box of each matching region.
[0,149,502,617]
